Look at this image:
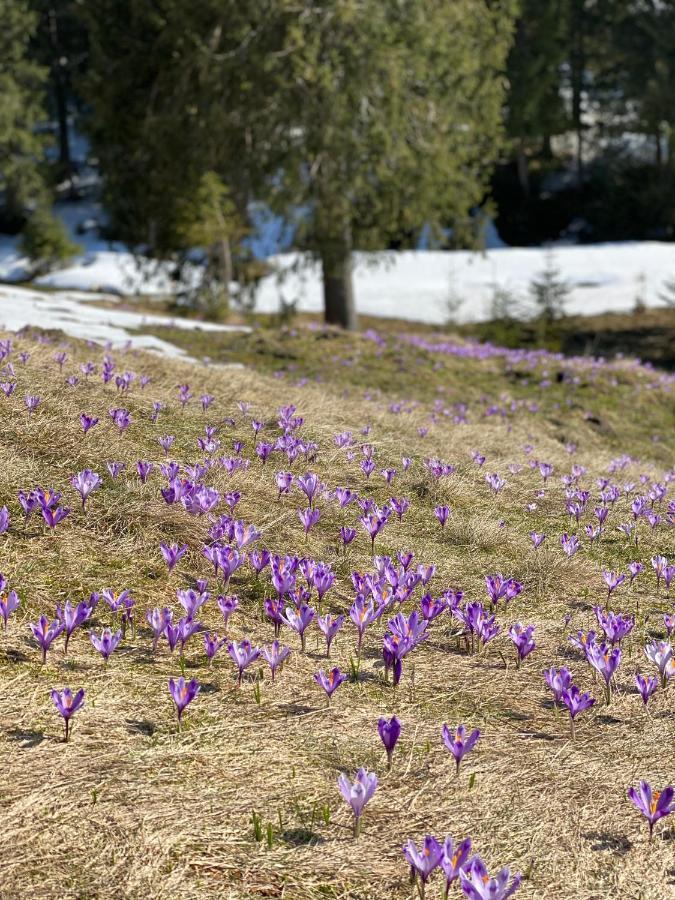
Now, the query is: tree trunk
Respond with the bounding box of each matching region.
[320,231,357,330]
[516,140,530,195]
[48,7,71,184]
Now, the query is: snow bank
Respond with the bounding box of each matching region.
[0,284,248,361]
[255,244,675,324]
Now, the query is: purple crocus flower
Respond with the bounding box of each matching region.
[80,414,99,434]
[282,604,315,651]
[0,588,21,631]
[543,666,572,705]
[337,767,377,837]
[644,640,673,688]
[297,472,320,507]
[441,724,480,774]
[249,549,271,577]
[313,667,347,703]
[378,715,401,770]
[216,594,239,632]
[561,532,580,558]
[561,684,596,738]
[627,781,675,840]
[51,687,85,741]
[106,461,125,479]
[58,600,92,653]
[146,607,172,650]
[402,836,443,894]
[635,673,658,707]
[233,520,260,549]
[90,628,122,662]
[71,470,102,509]
[262,640,291,681]
[602,570,626,602]
[41,503,71,529]
[594,607,634,645]
[529,531,546,549]
[0,505,9,535]
[177,588,208,618]
[136,460,153,483]
[508,623,536,667]
[169,676,200,730]
[227,639,260,685]
[25,394,41,416]
[587,643,621,703]
[298,506,320,536]
[160,542,188,573]
[350,596,380,657]
[109,407,131,433]
[203,632,226,664]
[317,613,344,657]
[434,505,450,528]
[460,856,521,900]
[440,836,472,896]
[275,471,293,498]
[340,526,357,550]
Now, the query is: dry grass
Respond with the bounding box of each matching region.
[0,330,673,900]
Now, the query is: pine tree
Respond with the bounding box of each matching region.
[83,0,517,329]
[0,0,48,226]
[529,252,570,323]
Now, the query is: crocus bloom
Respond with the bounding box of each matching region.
[337,767,377,837]
[51,687,85,741]
[317,613,344,657]
[543,666,572,705]
[41,503,70,529]
[282,603,315,651]
[169,676,200,730]
[340,526,357,549]
[109,407,131,433]
[297,473,320,507]
[227,639,260,685]
[602,570,625,601]
[441,724,480,775]
[57,600,92,654]
[0,587,20,629]
[146,606,172,650]
[0,505,8,536]
[459,855,521,900]
[529,531,545,549]
[203,632,226,663]
[378,715,401,770]
[586,643,621,703]
[90,628,122,662]
[71,470,102,509]
[627,781,674,840]
[313,667,347,703]
[137,460,153,483]
[106,461,125,479]
[508,623,536,667]
[644,640,673,688]
[652,555,667,589]
[635,673,658,707]
[217,594,239,631]
[561,685,596,738]
[298,506,320,536]
[25,394,40,415]
[262,640,291,681]
[434,505,450,528]
[561,533,580,558]
[160,542,188,573]
[402,836,443,894]
[440,836,472,896]
[80,414,99,434]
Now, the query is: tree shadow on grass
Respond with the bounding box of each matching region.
[6,727,45,748]
[582,831,632,855]
[280,828,325,847]
[126,719,155,737]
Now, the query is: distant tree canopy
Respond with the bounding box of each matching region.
[0,0,47,226]
[2,0,675,322]
[81,0,517,327]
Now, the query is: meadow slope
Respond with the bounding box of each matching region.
[0,325,673,900]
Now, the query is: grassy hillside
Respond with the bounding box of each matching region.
[0,324,673,899]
